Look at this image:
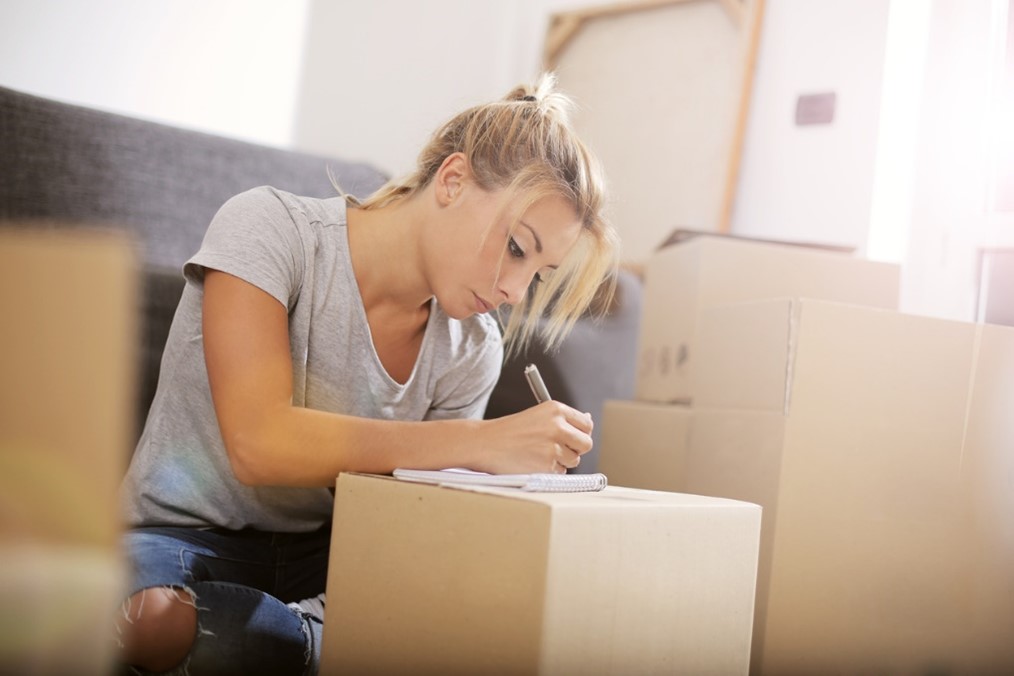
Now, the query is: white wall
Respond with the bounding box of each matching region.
[867,0,933,265]
[903,0,1003,321]
[291,0,547,178]
[3,0,1006,322]
[730,0,892,254]
[290,0,647,177]
[732,0,1010,323]
[0,0,310,148]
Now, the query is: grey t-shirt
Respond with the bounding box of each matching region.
[121,186,504,532]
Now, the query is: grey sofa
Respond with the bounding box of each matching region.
[0,85,389,443]
[0,84,641,473]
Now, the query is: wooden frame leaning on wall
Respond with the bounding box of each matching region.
[543,0,766,260]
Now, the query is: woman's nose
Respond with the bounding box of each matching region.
[497,270,532,307]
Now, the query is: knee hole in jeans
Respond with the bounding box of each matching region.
[117,586,198,672]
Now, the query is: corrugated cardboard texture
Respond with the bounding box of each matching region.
[1,544,124,674]
[0,228,137,548]
[636,237,900,404]
[539,491,760,675]
[687,298,1014,673]
[637,241,701,403]
[693,298,796,412]
[958,322,1014,667]
[323,473,761,675]
[323,474,549,675]
[599,400,692,491]
[0,227,135,675]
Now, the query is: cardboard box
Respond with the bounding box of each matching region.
[635,236,900,404]
[959,322,1014,666]
[0,544,125,675]
[599,400,691,492]
[0,228,137,548]
[0,228,136,674]
[321,473,761,675]
[686,298,1014,673]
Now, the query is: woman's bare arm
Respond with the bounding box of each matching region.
[203,270,591,487]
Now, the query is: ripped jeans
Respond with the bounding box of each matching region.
[118,525,330,676]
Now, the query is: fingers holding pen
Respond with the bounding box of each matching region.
[478,401,593,475]
[555,443,582,470]
[524,362,592,449]
[484,363,590,474]
[562,405,593,435]
[533,400,592,455]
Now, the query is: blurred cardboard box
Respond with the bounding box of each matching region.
[321,473,761,675]
[635,236,899,404]
[687,298,1014,673]
[1,544,126,675]
[599,400,691,492]
[0,227,136,548]
[0,227,136,674]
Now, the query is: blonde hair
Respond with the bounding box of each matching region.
[344,73,618,355]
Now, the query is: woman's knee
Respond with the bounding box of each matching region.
[117,586,198,672]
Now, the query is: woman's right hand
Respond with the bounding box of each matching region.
[474,401,594,475]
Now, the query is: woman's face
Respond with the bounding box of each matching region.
[436,185,582,320]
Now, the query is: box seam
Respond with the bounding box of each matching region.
[783,299,801,415]
[957,322,984,472]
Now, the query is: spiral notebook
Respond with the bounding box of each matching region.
[392,468,608,493]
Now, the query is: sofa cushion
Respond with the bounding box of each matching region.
[0,85,388,272]
[135,267,186,439]
[1,85,388,442]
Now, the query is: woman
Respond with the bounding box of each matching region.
[117,73,618,675]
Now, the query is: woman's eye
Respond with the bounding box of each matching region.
[508,237,525,259]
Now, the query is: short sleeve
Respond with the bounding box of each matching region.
[184,186,306,309]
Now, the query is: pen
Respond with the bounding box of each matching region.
[524,363,552,404]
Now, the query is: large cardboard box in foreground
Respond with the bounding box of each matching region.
[688,298,1014,674]
[0,228,137,674]
[636,236,900,404]
[321,473,761,675]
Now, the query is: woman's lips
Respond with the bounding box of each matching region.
[474,293,494,314]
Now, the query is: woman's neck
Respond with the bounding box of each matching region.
[345,196,433,314]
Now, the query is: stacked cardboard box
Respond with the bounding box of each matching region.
[0,229,137,674]
[322,473,761,675]
[635,236,900,404]
[600,235,1014,672]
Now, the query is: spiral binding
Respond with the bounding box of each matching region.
[522,473,608,492]
[393,468,609,493]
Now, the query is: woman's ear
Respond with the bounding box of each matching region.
[435,152,469,206]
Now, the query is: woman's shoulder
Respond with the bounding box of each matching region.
[208,187,293,230]
[221,185,285,209]
[207,189,348,264]
[218,186,343,222]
